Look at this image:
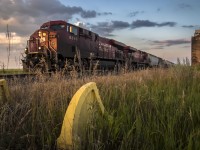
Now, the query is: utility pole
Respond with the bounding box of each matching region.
[0,62,5,73]
[6,24,11,69]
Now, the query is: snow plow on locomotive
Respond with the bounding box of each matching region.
[22,20,173,72]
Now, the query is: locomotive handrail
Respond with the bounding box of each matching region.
[49,41,58,62]
[43,44,52,59]
[49,41,57,53]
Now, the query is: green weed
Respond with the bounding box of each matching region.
[0,66,200,149]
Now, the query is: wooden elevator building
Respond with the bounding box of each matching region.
[192,30,200,65]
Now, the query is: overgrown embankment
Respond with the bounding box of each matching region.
[0,66,200,149]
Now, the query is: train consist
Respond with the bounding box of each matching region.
[22,20,173,72]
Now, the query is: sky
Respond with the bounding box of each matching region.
[0,0,199,68]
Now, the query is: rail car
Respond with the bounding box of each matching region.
[22,20,174,72]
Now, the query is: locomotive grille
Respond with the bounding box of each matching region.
[29,39,39,53]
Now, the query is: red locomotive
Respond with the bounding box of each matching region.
[22,20,173,72]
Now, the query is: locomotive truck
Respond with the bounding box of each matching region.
[22,20,173,72]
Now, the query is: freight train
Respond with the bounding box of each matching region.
[22,20,174,72]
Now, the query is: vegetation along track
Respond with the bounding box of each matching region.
[0,66,200,149]
[0,69,124,80]
[0,73,41,80]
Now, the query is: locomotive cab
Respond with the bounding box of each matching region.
[22,21,66,72]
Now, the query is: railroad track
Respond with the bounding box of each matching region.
[0,73,38,79]
[0,70,121,80]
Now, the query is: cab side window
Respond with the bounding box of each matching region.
[69,26,78,35]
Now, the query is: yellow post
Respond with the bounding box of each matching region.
[0,79,10,104]
[57,82,105,150]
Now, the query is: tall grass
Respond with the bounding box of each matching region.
[0,66,200,149]
[0,69,24,75]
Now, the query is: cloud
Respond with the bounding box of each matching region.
[157,8,161,12]
[111,21,130,29]
[90,19,177,36]
[90,21,130,36]
[81,11,112,18]
[178,3,192,9]
[90,22,116,36]
[151,39,191,48]
[0,0,176,37]
[153,46,165,50]
[0,0,111,36]
[182,25,196,28]
[0,33,22,44]
[128,11,144,17]
[81,10,97,18]
[130,20,176,29]
[100,12,112,16]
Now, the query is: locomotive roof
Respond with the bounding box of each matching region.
[109,39,126,49]
[40,20,67,28]
[124,46,137,52]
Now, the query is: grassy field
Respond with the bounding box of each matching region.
[0,66,200,149]
[0,69,24,75]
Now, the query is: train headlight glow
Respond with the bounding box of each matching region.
[38,31,42,37]
[38,46,42,50]
[24,48,28,54]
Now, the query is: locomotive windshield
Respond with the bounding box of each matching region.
[40,25,49,29]
[50,24,65,30]
[40,24,65,30]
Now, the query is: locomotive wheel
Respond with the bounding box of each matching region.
[117,62,122,72]
[82,59,89,71]
[74,62,80,72]
[32,63,47,73]
[64,59,74,71]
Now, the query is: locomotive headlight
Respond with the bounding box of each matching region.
[38,31,42,37]
[24,48,28,54]
[42,33,46,36]
[38,46,42,50]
